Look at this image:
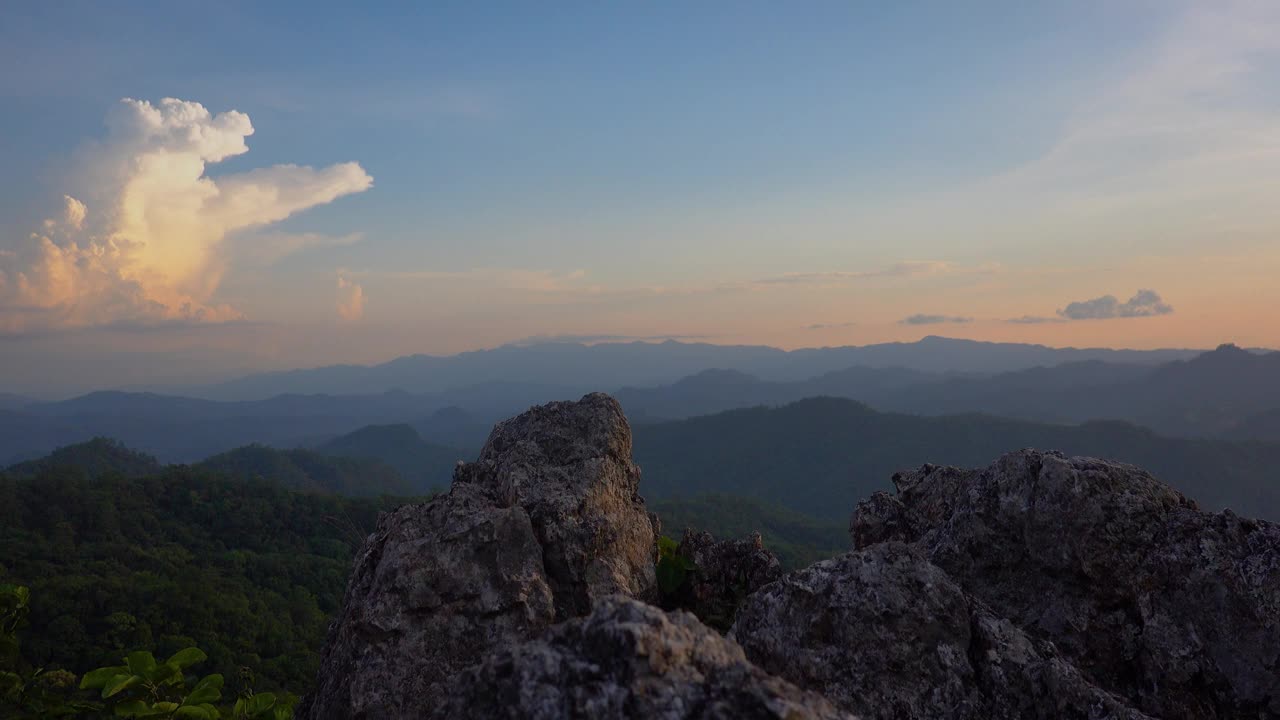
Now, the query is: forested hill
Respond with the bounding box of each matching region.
[3,437,162,479]
[632,396,1280,522]
[2,437,429,497]
[0,466,407,693]
[195,444,416,497]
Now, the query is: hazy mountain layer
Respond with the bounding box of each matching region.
[631,397,1280,522]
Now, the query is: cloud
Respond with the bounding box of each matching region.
[0,97,372,335]
[753,261,959,287]
[336,276,366,321]
[1057,289,1174,320]
[807,321,857,330]
[1005,315,1066,325]
[232,231,365,268]
[504,332,713,347]
[900,313,972,326]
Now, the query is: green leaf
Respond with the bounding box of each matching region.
[657,535,679,555]
[103,673,142,698]
[112,699,159,717]
[174,707,215,719]
[242,692,275,716]
[181,673,223,706]
[165,647,207,670]
[80,665,128,690]
[125,651,156,677]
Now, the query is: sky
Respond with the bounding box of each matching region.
[2,0,1279,393]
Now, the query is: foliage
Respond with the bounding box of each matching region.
[651,494,847,569]
[4,438,162,481]
[1,584,98,718]
[79,648,223,718]
[0,465,408,693]
[655,536,696,598]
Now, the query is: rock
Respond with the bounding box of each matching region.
[852,449,1280,719]
[731,542,1149,720]
[429,596,855,720]
[300,393,659,719]
[671,529,783,631]
[455,391,657,617]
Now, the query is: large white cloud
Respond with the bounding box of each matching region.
[0,97,372,334]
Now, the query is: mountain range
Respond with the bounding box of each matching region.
[163,336,1205,401]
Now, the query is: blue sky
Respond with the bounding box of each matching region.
[2,1,1279,392]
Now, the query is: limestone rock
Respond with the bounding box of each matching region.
[430,596,855,720]
[852,449,1280,719]
[300,393,659,719]
[455,391,657,616]
[731,542,1148,720]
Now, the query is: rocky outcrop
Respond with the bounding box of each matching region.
[670,529,783,630]
[302,393,1280,720]
[299,393,658,719]
[852,449,1280,719]
[454,392,658,617]
[732,542,1150,719]
[430,596,854,720]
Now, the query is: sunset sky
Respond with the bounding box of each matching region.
[3,1,1279,392]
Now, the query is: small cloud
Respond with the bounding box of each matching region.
[900,313,972,326]
[806,321,857,330]
[336,276,366,321]
[1006,315,1066,325]
[1057,289,1173,320]
[505,332,712,347]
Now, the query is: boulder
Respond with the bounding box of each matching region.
[731,542,1148,719]
[852,449,1280,719]
[300,393,659,719]
[670,529,783,631]
[430,596,855,720]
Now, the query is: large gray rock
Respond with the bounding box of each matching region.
[300,393,659,719]
[430,596,855,720]
[852,450,1280,719]
[732,542,1149,720]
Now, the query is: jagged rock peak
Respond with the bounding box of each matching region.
[300,393,658,719]
[852,449,1280,719]
[454,391,657,617]
[429,596,855,720]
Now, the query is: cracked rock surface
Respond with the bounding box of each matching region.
[852,449,1280,719]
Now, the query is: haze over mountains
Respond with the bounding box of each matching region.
[2,337,1276,467]
[167,336,1203,401]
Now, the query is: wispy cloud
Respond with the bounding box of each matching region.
[806,321,857,330]
[751,261,970,287]
[232,231,365,268]
[900,313,972,326]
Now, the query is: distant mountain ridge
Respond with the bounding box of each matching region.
[177,337,1207,401]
